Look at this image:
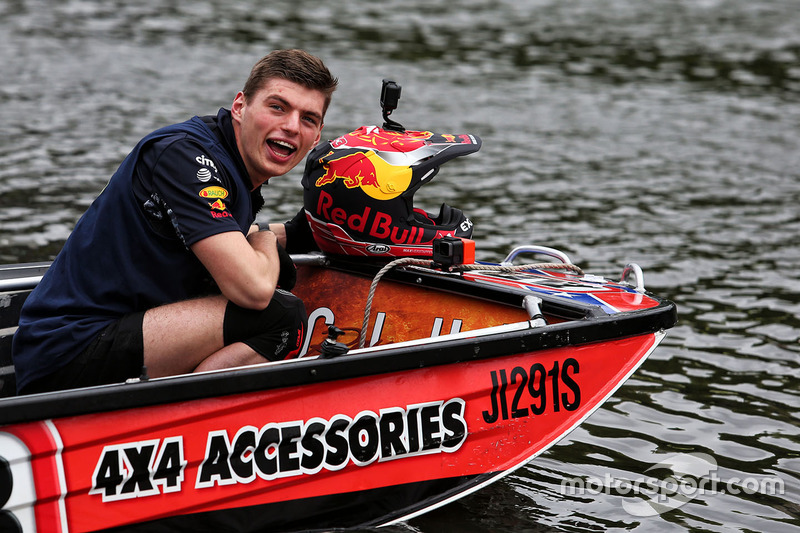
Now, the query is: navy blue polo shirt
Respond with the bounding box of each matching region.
[12,109,263,391]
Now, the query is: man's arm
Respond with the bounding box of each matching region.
[191,230,280,310]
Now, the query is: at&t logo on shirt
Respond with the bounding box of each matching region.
[195,154,220,183]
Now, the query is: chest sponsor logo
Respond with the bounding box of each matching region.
[209,199,232,218]
[197,168,213,182]
[209,199,227,211]
[196,154,220,183]
[199,186,228,199]
[195,154,218,171]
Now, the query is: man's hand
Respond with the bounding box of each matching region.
[268,223,287,248]
[275,241,296,291]
[245,227,278,252]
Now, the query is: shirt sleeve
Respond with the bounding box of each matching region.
[146,137,243,247]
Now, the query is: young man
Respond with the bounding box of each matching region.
[12,50,338,394]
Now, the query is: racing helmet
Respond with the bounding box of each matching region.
[301,125,481,258]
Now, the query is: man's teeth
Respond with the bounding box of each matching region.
[271,140,295,151]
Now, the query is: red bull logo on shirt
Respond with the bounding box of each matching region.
[208,199,227,211]
[208,198,231,218]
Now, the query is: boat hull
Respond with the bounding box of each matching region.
[1,331,663,532]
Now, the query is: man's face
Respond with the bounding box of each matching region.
[231,78,326,188]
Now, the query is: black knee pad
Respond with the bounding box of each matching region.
[223,290,307,361]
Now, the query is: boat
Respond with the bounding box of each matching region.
[0,82,677,532]
[0,248,676,532]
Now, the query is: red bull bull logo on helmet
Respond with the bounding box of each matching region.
[315,126,474,202]
[315,150,413,201]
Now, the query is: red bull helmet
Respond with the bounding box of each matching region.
[301,125,481,257]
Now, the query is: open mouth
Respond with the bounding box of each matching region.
[267,139,297,158]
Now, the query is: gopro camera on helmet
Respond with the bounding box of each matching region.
[380,80,404,132]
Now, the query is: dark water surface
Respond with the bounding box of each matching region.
[1,1,798,531]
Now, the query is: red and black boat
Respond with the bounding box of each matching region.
[0,247,676,532]
[0,81,676,531]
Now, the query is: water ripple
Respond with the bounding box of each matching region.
[2,0,799,531]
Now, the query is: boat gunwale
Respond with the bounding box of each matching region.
[318,255,610,321]
[0,297,676,426]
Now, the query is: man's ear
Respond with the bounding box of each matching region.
[313,123,323,147]
[231,91,245,122]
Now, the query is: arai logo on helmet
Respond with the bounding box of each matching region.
[366,244,391,254]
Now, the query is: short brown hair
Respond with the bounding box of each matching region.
[242,49,338,116]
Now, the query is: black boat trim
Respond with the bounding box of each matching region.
[0,296,676,425]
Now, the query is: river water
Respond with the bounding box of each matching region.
[1,0,798,531]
